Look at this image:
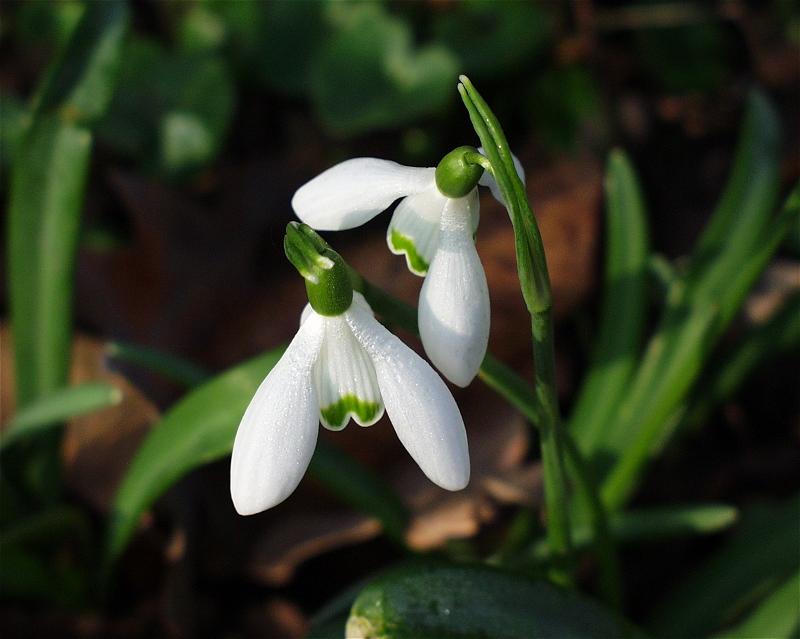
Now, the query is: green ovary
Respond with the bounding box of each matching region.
[320,395,382,430]
[389,230,429,276]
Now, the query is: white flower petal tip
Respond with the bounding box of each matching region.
[386,187,448,277]
[344,303,471,491]
[477,146,526,206]
[230,315,325,515]
[291,159,435,231]
[419,192,490,387]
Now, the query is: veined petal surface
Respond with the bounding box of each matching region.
[419,190,489,387]
[230,314,325,515]
[344,301,470,491]
[387,187,448,276]
[314,314,384,429]
[292,158,434,231]
[477,146,526,206]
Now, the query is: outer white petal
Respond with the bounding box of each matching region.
[344,300,470,491]
[314,314,384,429]
[476,146,525,206]
[230,314,325,515]
[419,190,489,387]
[386,186,448,276]
[292,159,435,231]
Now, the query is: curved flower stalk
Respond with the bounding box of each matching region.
[291,148,523,387]
[230,223,469,516]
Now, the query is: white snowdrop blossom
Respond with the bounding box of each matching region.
[291,150,524,388]
[230,292,470,515]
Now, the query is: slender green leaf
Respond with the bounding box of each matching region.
[689,90,780,277]
[8,116,92,407]
[649,496,800,638]
[346,562,638,639]
[570,149,650,456]
[1,383,121,451]
[106,345,408,564]
[106,348,283,562]
[529,503,737,560]
[106,341,209,388]
[712,571,800,639]
[603,182,800,510]
[31,0,129,124]
[683,293,800,430]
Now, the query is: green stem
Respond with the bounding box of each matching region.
[457,75,572,582]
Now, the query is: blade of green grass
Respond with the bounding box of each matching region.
[649,495,800,638]
[1,382,122,451]
[711,571,800,639]
[31,0,129,125]
[569,149,649,457]
[8,117,91,408]
[106,341,209,388]
[105,345,408,566]
[683,293,800,431]
[688,89,780,278]
[528,502,737,560]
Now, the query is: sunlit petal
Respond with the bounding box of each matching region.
[345,298,470,490]
[230,314,325,515]
[419,190,489,387]
[292,158,434,231]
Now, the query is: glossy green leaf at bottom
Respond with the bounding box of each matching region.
[346,562,637,639]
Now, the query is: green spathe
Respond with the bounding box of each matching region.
[320,395,382,430]
[284,222,353,316]
[435,145,484,198]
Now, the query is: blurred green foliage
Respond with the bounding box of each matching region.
[96,37,234,176]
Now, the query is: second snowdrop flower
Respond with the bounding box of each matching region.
[230,223,470,516]
[292,147,522,387]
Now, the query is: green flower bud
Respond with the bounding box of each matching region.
[284,222,353,316]
[435,145,485,198]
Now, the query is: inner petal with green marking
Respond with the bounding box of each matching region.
[387,187,447,277]
[314,315,384,430]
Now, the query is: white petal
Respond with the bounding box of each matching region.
[292,159,435,231]
[477,146,525,206]
[344,301,470,491]
[419,191,489,387]
[386,187,448,276]
[314,314,384,429]
[230,314,325,515]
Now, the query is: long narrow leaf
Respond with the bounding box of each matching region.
[1,382,121,451]
[649,495,800,638]
[106,348,283,563]
[31,0,129,124]
[8,117,91,407]
[529,503,737,559]
[106,346,409,564]
[711,571,800,639]
[570,149,649,456]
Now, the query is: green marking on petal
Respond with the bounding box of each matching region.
[389,229,429,276]
[320,395,383,430]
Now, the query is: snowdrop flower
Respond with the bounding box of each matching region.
[230,223,469,515]
[291,146,523,388]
